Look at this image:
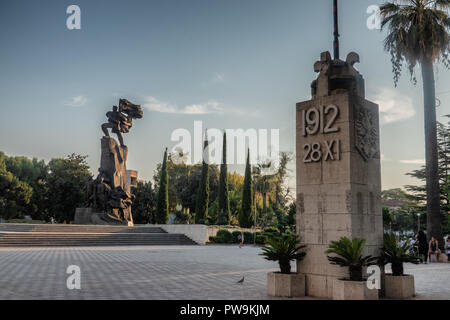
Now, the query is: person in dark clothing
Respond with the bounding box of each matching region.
[417,230,428,264]
[428,237,440,262]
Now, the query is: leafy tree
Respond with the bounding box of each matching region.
[155,148,169,224]
[271,152,293,210]
[380,0,450,246]
[217,132,230,225]
[0,153,33,220]
[46,154,91,223]
[405,118,450,235]
[207,199,220,225]
[153,149,219,221]
[382,188,423,232]
[286,202,296,229]
[228,172,244,225]
[175,164,219,218]
[4,155,48,220]
[239,150,254,228]
[195,137,209,224]
[383,206,394,231]
[153,153,182,213]
[253,160,277,215]
[131,181,156,224]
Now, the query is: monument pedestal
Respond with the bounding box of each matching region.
[296,52,383,299]
[74,208,133,226]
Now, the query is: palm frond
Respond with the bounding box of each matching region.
[380,0,450,84]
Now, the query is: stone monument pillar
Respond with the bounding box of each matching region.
[296,51,383,298]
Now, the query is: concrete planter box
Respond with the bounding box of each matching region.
[332,279,379,300]
[267,272,305,297]
[439,253,448,263]
[385,274,415,299]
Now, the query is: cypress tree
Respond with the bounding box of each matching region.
[218,132,230,225]
[155,148,169,224]
[239,149,254,228]
[195,135,209,224]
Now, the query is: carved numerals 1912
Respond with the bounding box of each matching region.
[301,105,341,163]
[301,105,339,137]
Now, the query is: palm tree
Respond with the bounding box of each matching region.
[253,160,277,215]
[380,0,450,247]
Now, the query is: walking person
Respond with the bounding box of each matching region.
[238,232,244,248]
[445,237,450,260]
[428,237,440,262]
[417,230,428,264]
[410,236,418,255]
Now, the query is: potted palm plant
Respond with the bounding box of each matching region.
[326,237,379,300]
[260,234,307,297]
[379,233,420,299]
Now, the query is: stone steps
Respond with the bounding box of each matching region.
[0,224,198,247]
[0,224,166,234]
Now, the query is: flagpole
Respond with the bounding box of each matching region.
[333,0,340,60]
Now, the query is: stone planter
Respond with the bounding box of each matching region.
[332,279,379,300]
[267,272,305,297]
[384,274,415,299]
[438,253,448,263]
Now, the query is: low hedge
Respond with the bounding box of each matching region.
[215,229,233,243]
[209,229,273,245]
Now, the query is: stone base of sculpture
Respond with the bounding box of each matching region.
[74,208,133,226]
[81,136,135,226]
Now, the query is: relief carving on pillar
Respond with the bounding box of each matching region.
[354,105,379,161]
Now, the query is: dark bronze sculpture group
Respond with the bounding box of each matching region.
[84,99,143,225]
[101,99,143,147]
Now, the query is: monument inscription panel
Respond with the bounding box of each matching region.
[301,104,341,163]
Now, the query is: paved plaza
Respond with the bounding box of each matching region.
[0,245,448,300]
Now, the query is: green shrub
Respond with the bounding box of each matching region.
[244,231,254,243]
[260,234,307,274]
[215,229,233,243]
[209,236,217,243]
[326,237,378,281]
[263,226,279,235]
[255,233,266,244]
[380,233,420,276]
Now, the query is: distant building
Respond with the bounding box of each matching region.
[126,170,138,192]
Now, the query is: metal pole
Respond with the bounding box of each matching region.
[253,174,257,246]
[333,0,340,60]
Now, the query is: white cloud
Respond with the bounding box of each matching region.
[399,159,425,165]
[372,88,416,125]
[142,96,261,117]
[211,73,225,83]
[143,96,225,115]
[64,95,87,107]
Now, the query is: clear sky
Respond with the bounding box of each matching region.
[0,0,449,191]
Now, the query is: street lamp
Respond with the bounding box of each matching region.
[417,213,421,232]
